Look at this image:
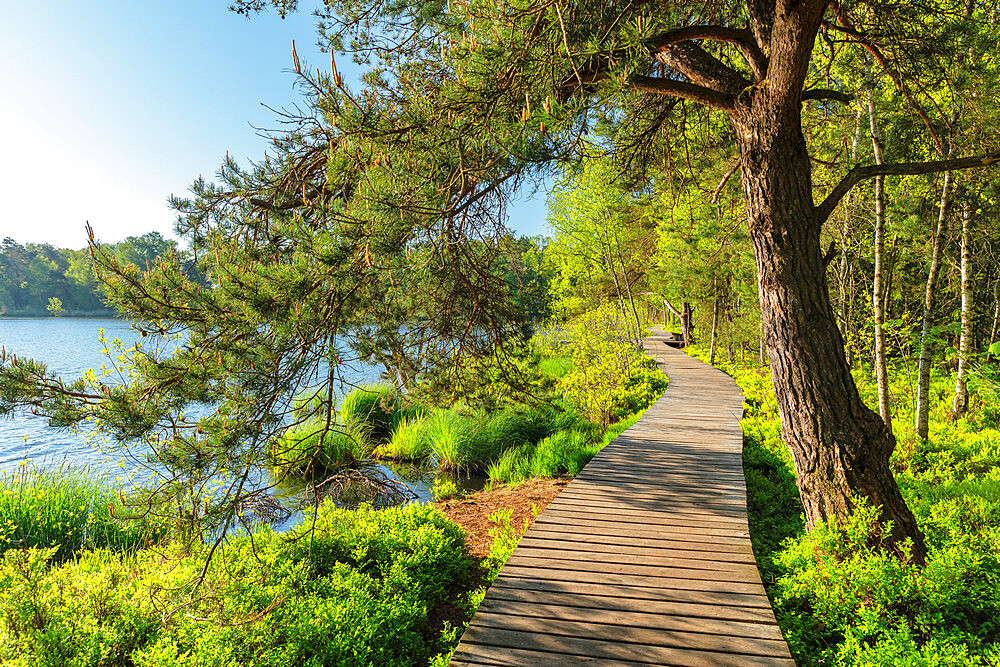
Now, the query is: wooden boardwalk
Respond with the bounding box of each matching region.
[450,330,792,665]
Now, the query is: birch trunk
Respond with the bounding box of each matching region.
[952,199,972,417]
[867,90,893,429]
[915,170,952,441]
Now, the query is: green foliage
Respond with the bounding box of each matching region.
[45,297,64,317]
[536,355,573,380]
[341,383,415,443]
[0,465,165,563]
[487,430,598,484]
[0,234,178,316]
[424,410,472,472]
[482,507,538,581]
[774,500,1000,665]
[0,502,475,667]
[270,419,372,475]
[430,477,462,501]
[380,414,432,462]
[553,305,668,426]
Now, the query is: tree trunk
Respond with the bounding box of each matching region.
[867,90,893,429]
[915,170,952,441]
[600,238,632,341]
[990,279,1000,357]
[730,64,926,560]
[681,302,695,346]
[759,320,765,367]
[709,294,720,365]
[612,227,643,345]
[952,199,972,417]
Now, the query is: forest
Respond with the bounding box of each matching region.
[0,233,178,316]
[1,0,1000,664]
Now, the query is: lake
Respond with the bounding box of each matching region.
[0,318,448,517]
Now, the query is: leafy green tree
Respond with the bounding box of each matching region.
[46,297,65,317]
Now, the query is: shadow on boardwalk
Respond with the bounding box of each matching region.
[449,330,793,666]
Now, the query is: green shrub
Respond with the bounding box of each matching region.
[0,465,164,562]
[431,476,462,501]
[694,345,1000,665]
[0,502,476,667]
[270,418,371,474]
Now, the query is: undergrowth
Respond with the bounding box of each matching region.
[688,345,1000,665]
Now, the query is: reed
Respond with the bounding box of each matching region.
[0,464,163,562]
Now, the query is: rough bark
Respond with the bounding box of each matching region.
[681,302,695,346]
[915,170,952,441]
[709,294,720,365]
[867,90,893,429]
[952,199,972,417]
[728,0,924,561]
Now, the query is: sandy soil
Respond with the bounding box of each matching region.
[435,478,568,557]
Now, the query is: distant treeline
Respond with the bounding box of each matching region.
[0,233,176,317]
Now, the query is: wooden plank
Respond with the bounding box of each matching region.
[487,585,777,622]
[511,545,758,573]
[526,516,753,547]
[475,598,786,641]
[543,498,750,523]
[498,565,767,595]
[521,526,756,554]
[503,555,764,585]
[458,622,792,662]
[552,487,749,507]
[533,509,753,535]
[514,534,756,560]
[489,575,774,609]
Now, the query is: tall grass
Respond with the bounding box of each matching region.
[537,355,573,380]
[270,419,371,475]
[425,410,471,472]
[0,465,163,562]
[486,429,602,483]
[379,413,431,461]
[341,383,420,443]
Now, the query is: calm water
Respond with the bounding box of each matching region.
[0,318,452,514]
[0,318,145,473]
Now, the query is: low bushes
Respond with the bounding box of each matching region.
[0,501,478,667]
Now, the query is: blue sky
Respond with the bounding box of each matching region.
[0,1,549,248]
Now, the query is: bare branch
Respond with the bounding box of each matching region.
[817,152,1000,222]
[648,26,768,80]
[802,88,854,104]
[631,76,735,110]
[711,157,742,203]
